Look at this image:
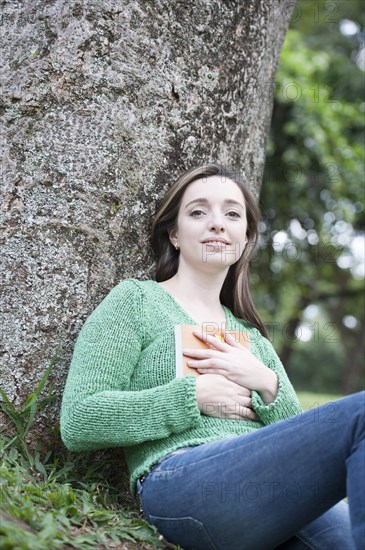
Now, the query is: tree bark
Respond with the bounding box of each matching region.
[277,296,311,375]
[1,0,295,426]
[326,297,365,394]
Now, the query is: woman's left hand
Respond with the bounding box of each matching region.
[183,330,278,403]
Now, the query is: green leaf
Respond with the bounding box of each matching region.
[24,396,38,435]
[22,393,36,410]
[0,387,17,411]
[34,342,62,399]
[34,457,47,478]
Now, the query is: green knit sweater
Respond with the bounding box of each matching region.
[60,279,302,496]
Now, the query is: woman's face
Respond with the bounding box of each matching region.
[169,176,248,273]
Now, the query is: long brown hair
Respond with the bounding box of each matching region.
[150,163,269,339]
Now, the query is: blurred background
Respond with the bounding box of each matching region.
[251,0,365,397]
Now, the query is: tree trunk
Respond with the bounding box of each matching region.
[1,1,295,427]
[278,296,311,375]
[326,299,365,394]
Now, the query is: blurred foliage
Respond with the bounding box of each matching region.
[251,0,365,394]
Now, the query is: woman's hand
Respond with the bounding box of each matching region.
[184,330,279,404]
[195,374,259,421]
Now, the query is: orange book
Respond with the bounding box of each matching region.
[174,324,250,378]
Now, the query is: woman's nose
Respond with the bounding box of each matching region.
[208,212,225,232]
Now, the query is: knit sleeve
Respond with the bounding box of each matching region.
[60,280,201,452]
[250,331,302,424]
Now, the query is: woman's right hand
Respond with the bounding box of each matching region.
[195,374,259,421]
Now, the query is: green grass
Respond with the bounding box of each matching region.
[0,357,342,550]
[0,349,177,550]
[0,438,171,550]
[297,390,342,411]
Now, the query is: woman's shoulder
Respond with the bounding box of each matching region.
[105,278,162,307]
[113,277,157,295]
[81,279,156,327]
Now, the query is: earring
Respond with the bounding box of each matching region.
[175,242,179,250]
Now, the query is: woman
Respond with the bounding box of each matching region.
[60,164,364,549]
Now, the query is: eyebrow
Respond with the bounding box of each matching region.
[184,198,245,210]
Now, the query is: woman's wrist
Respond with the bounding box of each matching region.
[256,367,279,404]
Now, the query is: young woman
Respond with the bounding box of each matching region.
[60,164,364,549]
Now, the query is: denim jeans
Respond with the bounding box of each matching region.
[136,391,364,550]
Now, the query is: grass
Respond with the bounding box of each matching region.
[0,356,342,549]
[297,390,342,411]
[0,348,174,550]
[0,439,170,549]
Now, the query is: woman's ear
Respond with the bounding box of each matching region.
[168,228,178,248]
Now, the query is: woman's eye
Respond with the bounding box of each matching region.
[190,209,206,217]
[227,211,241,218]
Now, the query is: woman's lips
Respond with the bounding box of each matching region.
[202,239,229,245]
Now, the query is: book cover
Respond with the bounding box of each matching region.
[175,324,250,378]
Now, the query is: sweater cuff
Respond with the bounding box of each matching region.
[166,375,201,433]
[251,377,301,425]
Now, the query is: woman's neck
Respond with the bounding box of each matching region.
[162,268,228,310]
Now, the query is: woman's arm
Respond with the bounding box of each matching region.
[60,280,201,451]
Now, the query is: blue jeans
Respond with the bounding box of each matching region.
[136,391,365,549]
